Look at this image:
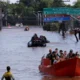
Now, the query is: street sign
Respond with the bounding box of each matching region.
[43,7,80,15]
[43,16,70,22]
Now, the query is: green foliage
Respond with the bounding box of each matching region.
[19,0,38,7]
[66,4,72,8]
[0,1,8,8]
[7,4,17,16]
[52,0,65,7]
[37,0,53,11]
[43,23,59,31]
[2,0,80,25]
[14,3,26,17]
[26,7,34,14]
[19,0,53,11]
[43,23,51,31]
[73,1,80,8]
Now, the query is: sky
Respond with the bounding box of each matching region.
[64,0,77,5]
[5,0,77,5]
[9,0,18,3]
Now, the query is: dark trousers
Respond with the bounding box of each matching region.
[59,29,66,38]
[62,31,65,38]
[74,31,78,42]
[78,31,80,40]
[75,34,78,42]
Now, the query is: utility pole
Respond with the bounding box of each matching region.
[37,11,42,26]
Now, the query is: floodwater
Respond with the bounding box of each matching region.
[0,26,80,80]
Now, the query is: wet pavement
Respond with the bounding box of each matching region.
[0,26,80,80]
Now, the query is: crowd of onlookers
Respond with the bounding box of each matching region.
[46,48,80,64]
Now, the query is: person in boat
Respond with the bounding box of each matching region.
[52,51,57,63]
[39,35,44,43]
[54,48,59,57]
[59,50,64,58]
[52,48,60,63]
[59,21,66,38]
[31,33,39,45]
[1,66,15,80]
[52,50,65,64]
[53,56,60,64]
[42,36,49,43]
[75,51,79,57]
[39,35,47,43]
[63,51,67,59]
[58,50,67,61]
[67,49,75,58]
[46,49,53,65]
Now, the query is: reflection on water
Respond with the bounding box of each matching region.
[42,75,80,80]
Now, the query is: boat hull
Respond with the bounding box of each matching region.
[39,57,80,76]
[27,41,46,47]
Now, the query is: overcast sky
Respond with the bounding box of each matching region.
[7,0,77,5]
[64,0,77,5]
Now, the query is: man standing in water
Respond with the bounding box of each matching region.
[59,21,66,38]
[73,28,80,42]
[1,66,15,80]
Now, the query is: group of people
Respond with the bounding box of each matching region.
[58,21,80,42]
[46,48,80,65]
[31,33,48,46]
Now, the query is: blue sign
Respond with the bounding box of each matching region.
[43,16,70,22]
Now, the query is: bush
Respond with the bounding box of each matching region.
[43,23,59,31]
[43,23,51,31]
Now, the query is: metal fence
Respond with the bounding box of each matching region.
[2,11,43,26]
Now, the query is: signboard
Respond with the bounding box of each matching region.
[44,14,70,17]
[43,16,70,22]
[43,7,80,15]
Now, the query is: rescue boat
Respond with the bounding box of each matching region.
[39,57,80,76]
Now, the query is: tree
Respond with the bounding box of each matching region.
[34,0,53,11]
[66,4,72,8]
[73,0,80,8]
[19,0,33,6]
[19,0,53,11]
[52,0,65,7]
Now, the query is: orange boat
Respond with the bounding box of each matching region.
[39,57,80,77]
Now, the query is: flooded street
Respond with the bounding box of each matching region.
[0,26,80,80]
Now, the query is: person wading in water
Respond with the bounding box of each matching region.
[59,21,66,38]
[1,66,15,80]
[73,28,80,42]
